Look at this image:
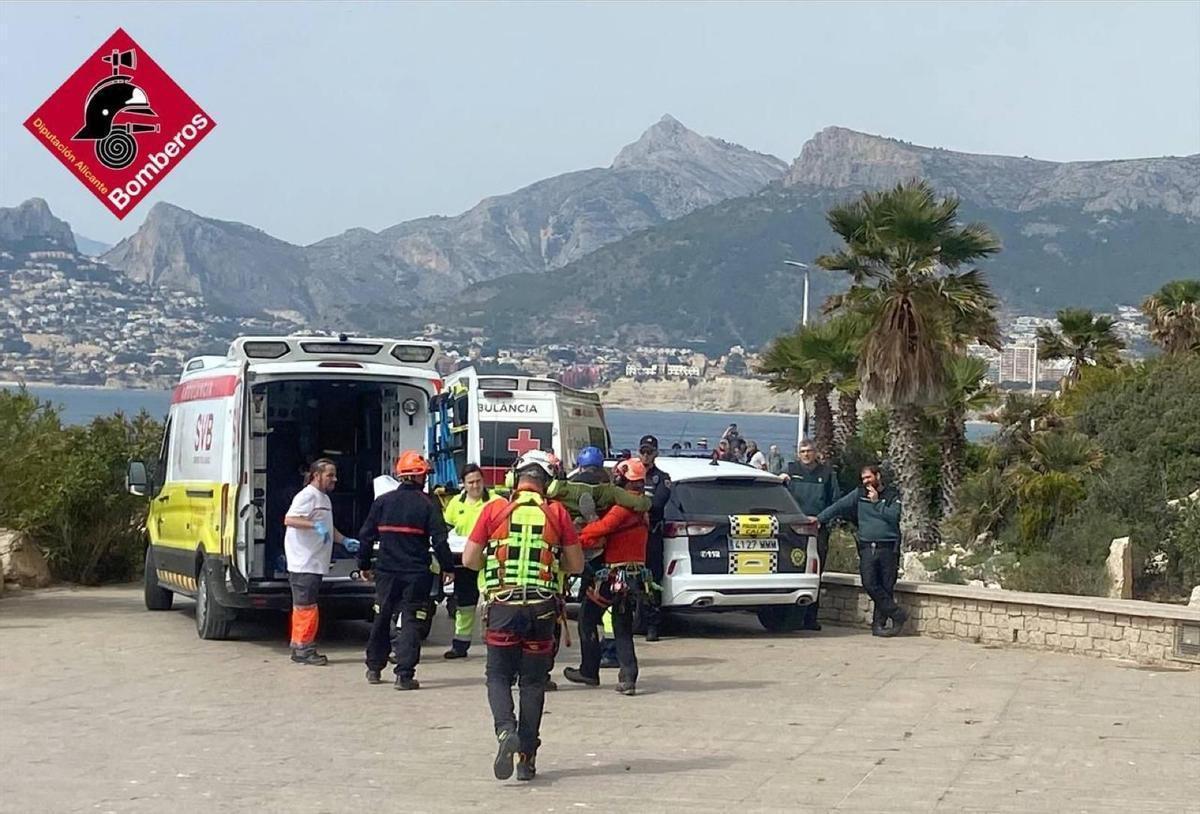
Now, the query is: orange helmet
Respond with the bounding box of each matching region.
[614,458,646,482]
[394,450,431,477]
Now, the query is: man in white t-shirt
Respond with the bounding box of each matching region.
[283,458,359,666]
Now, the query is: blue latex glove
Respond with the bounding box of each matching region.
[341,538,361,553]
[313,520,330,539]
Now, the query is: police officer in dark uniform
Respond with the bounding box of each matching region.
[785,440,840,631]
[358,451,454,690]
[637,434,672,642]
[817,465,907,637]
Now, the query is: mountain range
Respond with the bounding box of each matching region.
[100,115,787,331]
[9,117,1199,350]
[453,127,1200,348]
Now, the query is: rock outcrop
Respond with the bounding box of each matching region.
[0,529,52,589]
[784,126,1200,218]
[0,198,77,252]
[600,377,798,414]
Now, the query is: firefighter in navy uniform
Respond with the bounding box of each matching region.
[784,440,840,631]
[358,451,454,690]
[636,435,672,642]
[463,450,583,783]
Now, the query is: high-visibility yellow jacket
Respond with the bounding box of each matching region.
[443,491,503,538]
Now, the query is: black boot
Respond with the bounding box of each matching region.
[443,640,470,659]
[870,607,886,637]
[493,728,518,780]
[645,625,660,642]
[394,674,420,691]
[516,751,537,781]
[365,668,382,684]
[563,667,599,687]
[291,647,328,666]
[883,607,908,637]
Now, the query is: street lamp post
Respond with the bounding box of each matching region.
[784,260,810,449]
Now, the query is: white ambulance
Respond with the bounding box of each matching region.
[126,335,443,639]
[427,367,611,491]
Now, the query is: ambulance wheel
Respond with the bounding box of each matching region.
[143,546,174,611]
[757,605,804,633]
[195,566,233,640]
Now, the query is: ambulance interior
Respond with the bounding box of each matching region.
[249,378,428,580]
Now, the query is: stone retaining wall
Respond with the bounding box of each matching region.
[818,573,1200,668]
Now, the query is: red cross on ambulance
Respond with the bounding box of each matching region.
[507,428,542,456]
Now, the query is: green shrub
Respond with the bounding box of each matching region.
[1003,550,1108,597]
[825,528,860,573]
[0,389,162,584]
[1160,500,1200,599]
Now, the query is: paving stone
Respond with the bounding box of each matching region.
[1,585,1197,813]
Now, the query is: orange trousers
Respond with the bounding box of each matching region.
[290,604,319,648]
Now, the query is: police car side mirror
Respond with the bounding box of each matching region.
[126,460,149,497]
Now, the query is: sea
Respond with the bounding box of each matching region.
[3,383,995,450]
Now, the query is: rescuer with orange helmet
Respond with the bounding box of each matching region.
[563,455,651,696]
[357,450,454,689]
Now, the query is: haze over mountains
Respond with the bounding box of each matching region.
[8,116,1198,350]
[456,126,1199,348]
[100,115,788,331]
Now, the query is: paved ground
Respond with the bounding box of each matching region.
[1,586,1198,814]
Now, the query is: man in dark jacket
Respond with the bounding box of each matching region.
[816,465,908,637]
[358,451,453,689]
[785,440,840,630]
[637,434,672,642]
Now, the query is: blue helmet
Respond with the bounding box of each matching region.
[577,446,604,469]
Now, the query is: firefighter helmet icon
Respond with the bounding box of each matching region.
[72,48,160,170]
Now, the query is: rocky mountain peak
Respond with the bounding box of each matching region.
[612,114,701,165]
[613,114,786,174]
[0,198,77,251]
[141,201,198,225]
[784,127,1200,217]
[102,202,313,316]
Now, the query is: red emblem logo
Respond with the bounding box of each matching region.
[23,28,215,219]
[507,429,543,456]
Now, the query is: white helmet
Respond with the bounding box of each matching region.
[514,450,557,480]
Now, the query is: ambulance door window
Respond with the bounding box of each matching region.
[153,417,171,496]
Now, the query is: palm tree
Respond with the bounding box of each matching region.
[934,355,997,518]
[759,318,859,461]
[833,374,861,456]
[984,391,1059,466]
[1035,308,1125,387]
[1142,279,1200,355]
[1007,431,1103,545]
[818,181,1001,550]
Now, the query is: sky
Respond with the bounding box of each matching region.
[2,1,1198,247]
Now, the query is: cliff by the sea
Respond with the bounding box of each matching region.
[600,377,798,414]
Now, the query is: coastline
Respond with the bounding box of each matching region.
[0,379,796,416]
[0,379,995,425]
[0,380,170,391]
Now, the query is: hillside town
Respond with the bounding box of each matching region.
[0,234,1153,395]
[0,240,298,386]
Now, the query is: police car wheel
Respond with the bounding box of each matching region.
[757,605,805,633]
[143,546,173,611]
[195,566,233,640]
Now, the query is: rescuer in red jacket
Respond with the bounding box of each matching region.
[563,457,650,696]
